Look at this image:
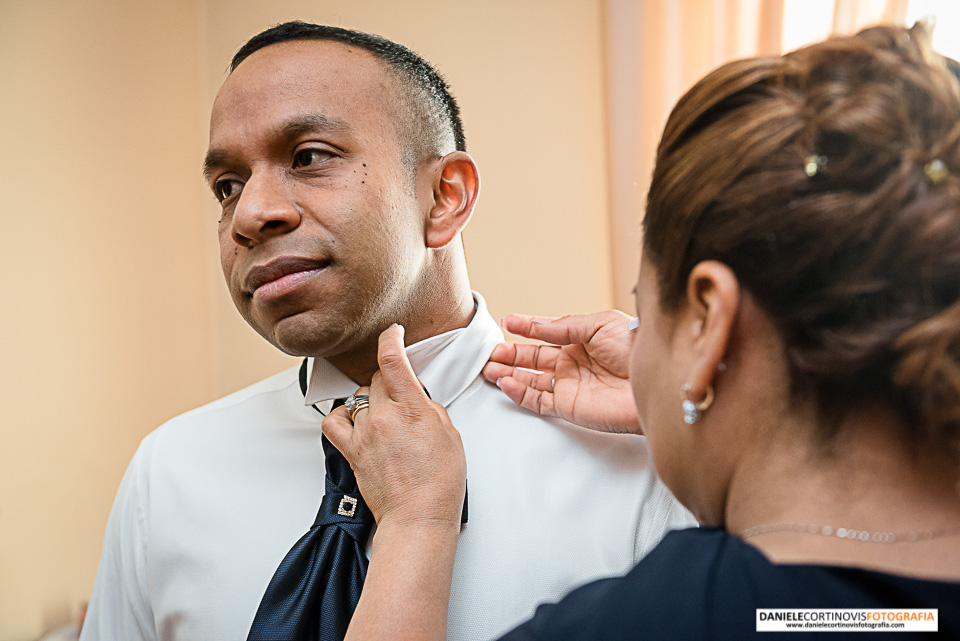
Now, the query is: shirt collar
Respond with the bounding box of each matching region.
[304,292,503,408]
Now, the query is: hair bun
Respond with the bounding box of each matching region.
[892,300,960,447]
[643,24,960,455]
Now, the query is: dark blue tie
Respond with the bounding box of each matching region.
[247,363,373,641]
[247,359,467,641]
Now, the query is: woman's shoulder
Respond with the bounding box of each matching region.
[499,527,960,641]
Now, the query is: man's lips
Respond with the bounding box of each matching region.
[243,256,331,298]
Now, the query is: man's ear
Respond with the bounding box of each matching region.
[425,151,480,249]
[680,260,740,400]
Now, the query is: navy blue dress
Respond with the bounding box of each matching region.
[499,527,959,639]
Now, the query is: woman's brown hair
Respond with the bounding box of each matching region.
[643,24,960,451]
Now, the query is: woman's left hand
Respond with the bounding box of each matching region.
[322,324,466,529]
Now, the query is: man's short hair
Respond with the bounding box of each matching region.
[231,21,466,167]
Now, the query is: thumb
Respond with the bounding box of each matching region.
[376,324,424,401]
[321,407,354,460]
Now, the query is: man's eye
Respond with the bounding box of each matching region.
[214,179,243,202]
[293,148,331,168]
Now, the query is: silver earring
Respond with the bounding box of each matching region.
[680,384,714,424]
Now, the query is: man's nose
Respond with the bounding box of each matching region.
[230,172,300,246]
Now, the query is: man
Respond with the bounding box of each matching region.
[81,22,692,641]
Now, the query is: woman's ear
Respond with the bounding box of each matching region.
[425,151,480,248]
[680,260,740,400]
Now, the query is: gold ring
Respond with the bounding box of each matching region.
[345,394,370,422]
[349,401,369,422]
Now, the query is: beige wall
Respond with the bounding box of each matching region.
[0,1,613,638]
[0,1,213,637]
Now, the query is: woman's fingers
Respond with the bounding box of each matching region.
[481,360,516,384]
[499,314,558,339]
[321,385,371,458]
[352,385,372,421]
[526,310,633,346]
[321,405,355,458]
[497,376,558,417]
[501,312,626,345]
[483,365,555,392]
[485,342,560,372]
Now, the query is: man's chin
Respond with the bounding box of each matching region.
[266,331,338,358]
[256,316,353,359]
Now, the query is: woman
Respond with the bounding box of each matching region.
[322,24,960,639]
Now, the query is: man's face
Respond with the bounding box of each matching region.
[206,41,429,358]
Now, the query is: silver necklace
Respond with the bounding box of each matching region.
[740,522,960,543]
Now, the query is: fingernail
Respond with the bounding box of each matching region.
[499,317,505,328]
[627,317,640,331]
[496,377,502,388]
[531,319,548,324]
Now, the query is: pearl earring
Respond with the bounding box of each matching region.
[680,384,714,424]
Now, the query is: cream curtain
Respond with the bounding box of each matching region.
[603,0,910,311]
[833,0,908,33]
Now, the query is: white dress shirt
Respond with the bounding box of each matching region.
[81,293,694,641]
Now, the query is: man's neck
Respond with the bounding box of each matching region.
[324,287,476,386]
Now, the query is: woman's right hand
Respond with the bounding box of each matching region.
[482,311,641,434]
[322,324,466,529]
[324,325,465,641]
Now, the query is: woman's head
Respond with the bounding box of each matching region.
[640,24,960,464]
